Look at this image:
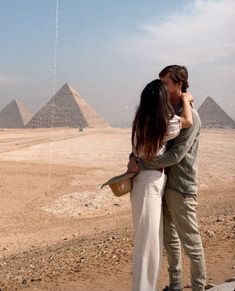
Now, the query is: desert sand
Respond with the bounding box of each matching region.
[0,127,234,290]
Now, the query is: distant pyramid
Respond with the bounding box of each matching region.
[26,83,109,128]
[0,99,33,128]
[198,97,235,128]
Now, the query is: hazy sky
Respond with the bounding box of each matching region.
[0,0,234,126]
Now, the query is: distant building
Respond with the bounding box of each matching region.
[198,96,235,128]
[0,100,32,128]
[26,83,109,128]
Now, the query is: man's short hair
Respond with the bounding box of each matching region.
[159,65,189,93]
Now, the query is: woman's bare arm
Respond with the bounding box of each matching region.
[180,93,193,128]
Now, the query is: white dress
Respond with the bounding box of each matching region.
[130,114,182,291]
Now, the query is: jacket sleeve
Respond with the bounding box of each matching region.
[140,111,200,170]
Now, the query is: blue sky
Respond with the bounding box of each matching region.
[0,0,234,126]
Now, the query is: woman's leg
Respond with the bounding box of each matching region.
[130,171,166,291]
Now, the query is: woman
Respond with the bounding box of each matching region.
[129,79,193,291]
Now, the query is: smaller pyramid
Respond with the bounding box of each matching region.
[0,100,33,128]
[198,97,235,128]
[26,83,109,128]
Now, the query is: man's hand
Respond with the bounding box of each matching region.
[127,155,140,173]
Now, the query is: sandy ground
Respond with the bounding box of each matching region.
[0,127,234,291]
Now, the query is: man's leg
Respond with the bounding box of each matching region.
[163,194,183,289]
[164,188,207,291]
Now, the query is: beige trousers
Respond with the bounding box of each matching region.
[130,170,167,291]
[163,188,207,291]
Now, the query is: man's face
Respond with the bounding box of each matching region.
[160,72,181,98]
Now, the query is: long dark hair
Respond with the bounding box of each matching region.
[132,79,174,160]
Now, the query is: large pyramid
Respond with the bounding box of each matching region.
[26,83,109,128]
[198,97,235,128]
[0,99,33,128]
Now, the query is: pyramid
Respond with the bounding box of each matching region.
[198,97,235,128]
[0,99,33,128]
[26,83,109,128]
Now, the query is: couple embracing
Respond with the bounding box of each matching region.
[127,65,207,291]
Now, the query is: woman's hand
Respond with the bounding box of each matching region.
[181,92,193,102]
[181,92,195,108]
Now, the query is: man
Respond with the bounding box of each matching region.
[128,65,206,291]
